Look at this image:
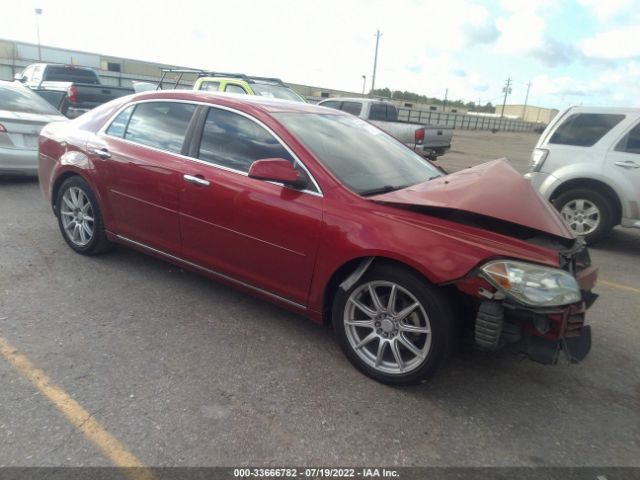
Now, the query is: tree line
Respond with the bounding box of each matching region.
[371,88,496,113]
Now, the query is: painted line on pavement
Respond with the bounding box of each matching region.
[599,279,640,295]
[0,333,155,480]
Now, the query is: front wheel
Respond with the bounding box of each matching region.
[56,176,112,255]
[332,263,456,385]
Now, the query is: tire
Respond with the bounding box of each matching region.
[553,188,615,245]
[56,176,112,255]
[332,263,456,385]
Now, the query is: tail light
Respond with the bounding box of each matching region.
[67,85,78,104]
[415,128,425,146]
[0,123,6,133]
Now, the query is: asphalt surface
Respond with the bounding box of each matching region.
[1,131,639,468]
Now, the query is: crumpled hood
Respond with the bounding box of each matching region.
[370,158,574,239]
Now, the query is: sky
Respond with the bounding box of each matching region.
[2,0,640,109]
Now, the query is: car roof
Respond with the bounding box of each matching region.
[564,105,640,115]
[128,89,342,115]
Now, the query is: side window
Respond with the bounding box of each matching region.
[198,107,294,173]
[105,105,134,138]
[615,122,640,155]
[225,84,247,94]
[341,102,362,116]
[369,103,387,121]
[200,81,220,91]
[386,105,398,121]
[124,102,196,154]
[320,101,341,110]
[549,113,625,147]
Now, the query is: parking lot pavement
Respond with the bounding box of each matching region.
[1,165,639,469]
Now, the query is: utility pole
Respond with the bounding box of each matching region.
[371,29,382,94]
[443,88,448,112]
[361,75,366,97]
[35,8,43,61]
[500,77,512,118]
[522,81,532,120]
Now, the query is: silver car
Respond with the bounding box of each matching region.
[0,80,66,176]
[526,106,640,244]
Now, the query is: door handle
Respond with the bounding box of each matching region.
[615,160,640,169]
[183,174,210,187]
[91,148,111,159]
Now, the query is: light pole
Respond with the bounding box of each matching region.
[371,29,382,94]
[35,8,43,61]
[361,75,366,96]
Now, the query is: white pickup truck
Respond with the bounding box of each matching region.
[318,98,453,159]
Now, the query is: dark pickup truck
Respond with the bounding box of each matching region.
[15,63,133,118]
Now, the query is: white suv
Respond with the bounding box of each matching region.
[526,106,640,244]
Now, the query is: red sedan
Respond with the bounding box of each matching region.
[38,91,597,384]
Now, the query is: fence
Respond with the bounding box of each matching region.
[397,108,544,133]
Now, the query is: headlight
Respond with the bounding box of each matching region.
[481,260,581,307]
[528,148,548,172]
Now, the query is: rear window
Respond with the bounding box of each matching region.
[320,101,340,110]
[368,103,398,122]
[0,84,61,115]
[43,66,100,84]
[549,113,625,147]
[341,102,362,116]
[123,102,196,154]
[369,103,387,121]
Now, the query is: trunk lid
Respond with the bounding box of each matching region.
[0,110,64,150]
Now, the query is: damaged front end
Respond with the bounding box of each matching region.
[456,239,598,365]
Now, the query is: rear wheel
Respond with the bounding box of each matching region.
[56,176,112,255]
[332,263,456,385]
[554,188,615,244]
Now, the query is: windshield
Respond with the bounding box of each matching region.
[251,83,306,102]
[0,84,62,115]
[274,112,442,195]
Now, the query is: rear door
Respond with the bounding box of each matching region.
[179,105,323,306]
[91,100,197,254]
[605,119,640,222]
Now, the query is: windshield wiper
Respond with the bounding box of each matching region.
[359,185,408,197]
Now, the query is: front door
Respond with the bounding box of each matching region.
[605,120,640,223]
[179,106,323,307]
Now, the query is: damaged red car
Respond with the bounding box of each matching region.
[38,91,598,385]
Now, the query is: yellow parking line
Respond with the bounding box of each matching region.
[0,333,155,480]
[599,279,640,295]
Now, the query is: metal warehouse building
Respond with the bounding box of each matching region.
[0,38,359,102]
[502,104,560,124]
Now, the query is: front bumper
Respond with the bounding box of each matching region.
[461,246,598,365]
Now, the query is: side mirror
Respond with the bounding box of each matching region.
[14,73,26,83]
[248,158,308,189]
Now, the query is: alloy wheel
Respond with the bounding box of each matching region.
[344,281,432,375]
[60,186,95,247]
[560,199,601,235]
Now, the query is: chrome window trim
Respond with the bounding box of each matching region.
[116,234,307,310]
[97,98,323,197]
